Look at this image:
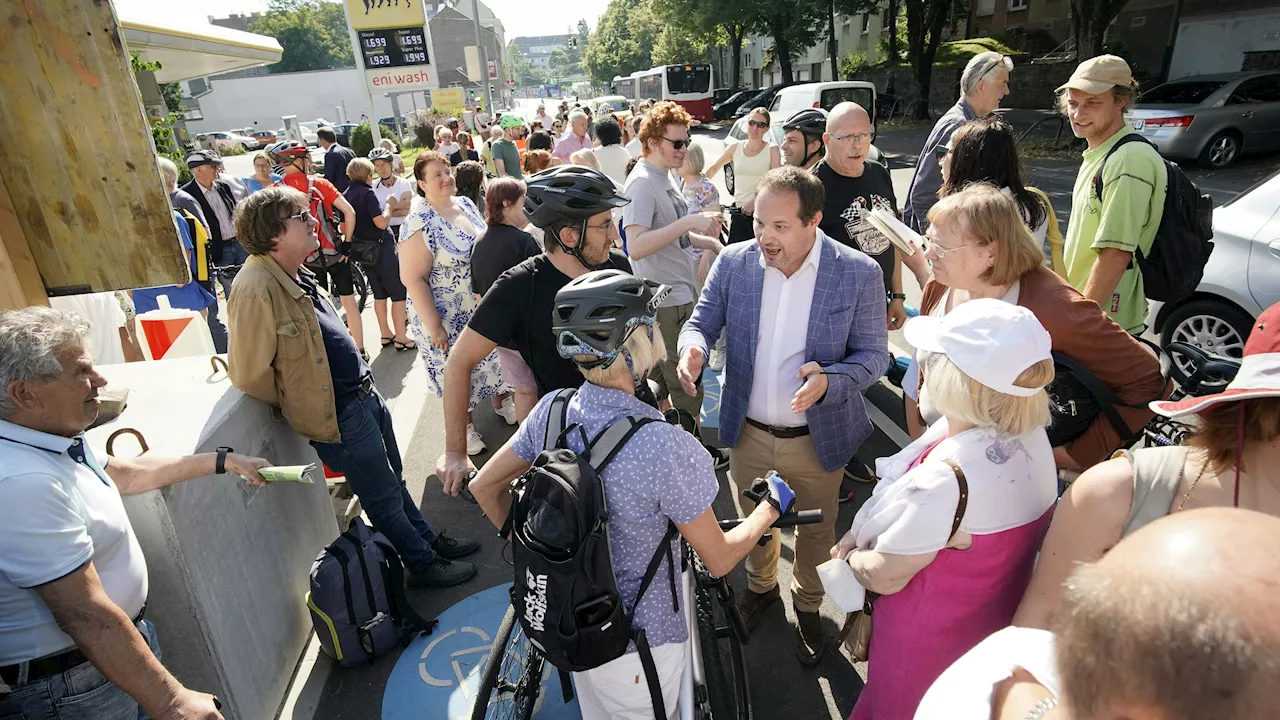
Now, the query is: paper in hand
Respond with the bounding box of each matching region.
[868,208,924,256]
[254,464,316,483]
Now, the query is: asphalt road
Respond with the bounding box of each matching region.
[282,104,1275,720]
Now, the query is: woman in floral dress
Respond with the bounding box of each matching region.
[398,151,508,455]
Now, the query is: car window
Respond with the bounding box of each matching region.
[728,120,746,141]
[1229,76,1280,105]
[820,87,874,114]
[768,94,783,112]
[1141,80,1228,104]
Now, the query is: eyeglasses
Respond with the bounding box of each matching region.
[661,137,690,150]
[934,144,952,158]
[829,131,871,144]
[583,220,615,233]
[925,239,982,259]
[747,120,769,129]
[282,209,314,223]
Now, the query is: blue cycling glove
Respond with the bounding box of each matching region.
[754,471,795,516]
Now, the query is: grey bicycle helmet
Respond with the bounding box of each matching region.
[553,270,670,369]
[367,147,394,162]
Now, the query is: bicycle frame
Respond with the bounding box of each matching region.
[679,563,701,720]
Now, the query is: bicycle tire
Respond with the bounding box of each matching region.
[471,605,543,720]
[351,263,370,313]
[695,563,753,720]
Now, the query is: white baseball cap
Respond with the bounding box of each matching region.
[904,298,1052,397]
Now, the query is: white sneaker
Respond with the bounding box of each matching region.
[466,423,487,456]
[496,396,518,426]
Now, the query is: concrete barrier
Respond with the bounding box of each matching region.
[86,355,338,720]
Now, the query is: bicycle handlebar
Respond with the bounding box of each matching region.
[717,509,823,531]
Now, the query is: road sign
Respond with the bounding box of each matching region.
[358,27,429,69]
[432,87,465,114]
[344,0,424,31]
[487,59,498,80]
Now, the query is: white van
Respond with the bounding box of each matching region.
[728,80,881,161]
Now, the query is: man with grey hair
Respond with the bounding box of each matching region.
[902,51,1012,231]
[157,156,227,352]
[553,109,592,163]
[0,306,271,720]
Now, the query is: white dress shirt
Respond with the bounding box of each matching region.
[746,233,822,427]
[198,180,235,241]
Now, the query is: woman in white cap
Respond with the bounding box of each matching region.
[901,183,1166,471]
[833,298,1059,720]
[1014,302,1280,630]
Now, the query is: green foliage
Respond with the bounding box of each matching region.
[220,144,248,156]
[249,0,354,73]
[932,36,1017,66]
[349,122,399,157]
[878,9,908,61]
[129,53,190,183]
[406,109,450,148]
[745,0,827,82]
[584,0,658,84]
[840,51,871,79]
[507,42,541,86]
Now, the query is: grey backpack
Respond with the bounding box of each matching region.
[307,517,437,667]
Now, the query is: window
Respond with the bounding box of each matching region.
[861,13,871,33]
[1008,0,1028,10]
[638,73,662,101]
[881,7,891,30]
[666,65,710,94]
[821,87,874,115]
[1131,15,1146,27]
[1229,75,1280,105]
[977,0,995,16]
[1140,80,1228,104]
[745,53,753,68]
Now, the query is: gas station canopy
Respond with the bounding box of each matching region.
[120,15,283,83]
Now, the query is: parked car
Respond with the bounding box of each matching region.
[298,122,322,146]
[714,90,755,120]
[728,81,881,161]
[197,131,258,152]
[331,123,360,147]
[250,130,278,147]
[1149,169,1280,383]
[590,95,632,123]
[731,82,798,119]
[1131,71,1280,169]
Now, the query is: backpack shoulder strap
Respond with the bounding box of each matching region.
[587,416,660,474]
[1052,350,1142,439]
[372,538,439,636]
[1093,133,1155,201]
[544,388,576,451]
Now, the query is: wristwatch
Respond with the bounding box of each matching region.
[890,292,908,301]
[215,447,233,475]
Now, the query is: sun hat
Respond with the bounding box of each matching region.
[1151,303,1280,417]
[904,298,1052,397]
[1056,55,1134,95]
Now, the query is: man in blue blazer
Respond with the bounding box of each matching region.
[677,166,889,665]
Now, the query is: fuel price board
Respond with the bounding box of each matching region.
[358,27,429,69]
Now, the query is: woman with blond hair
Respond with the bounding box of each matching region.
[568,148,601,172]
[901,184,1166,470]
[833,298,1059,720]
[704,106,779,243]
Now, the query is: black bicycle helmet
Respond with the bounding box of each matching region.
[525,165,630,228]
[553,270,671,369]
[782,108,828,138]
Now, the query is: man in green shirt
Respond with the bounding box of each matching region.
[1060,55,1166,334]
[493,115,524,179]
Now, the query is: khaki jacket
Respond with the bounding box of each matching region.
[227,254,341,443]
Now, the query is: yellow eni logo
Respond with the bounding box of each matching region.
[344,0,425,31]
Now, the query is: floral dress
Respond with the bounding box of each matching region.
[398,195,508,405]
[680,174,720,262]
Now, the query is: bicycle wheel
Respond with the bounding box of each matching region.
[472,605,544,720]
[351,263,370,313]
[694,562,752,720]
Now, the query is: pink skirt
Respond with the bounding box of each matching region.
[849,507,1053,720]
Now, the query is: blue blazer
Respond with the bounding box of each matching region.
[678,231,889,472]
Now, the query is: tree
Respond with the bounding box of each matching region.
[902,0,951,118]
[1070,0,1131,59]
[584,0,657,84]
[548,48,573,81]
[831,0,880,79]
[745,0,826,83]
[506,42,540,86]
[885,0,900,64]
[249,0,354,74]
[658,0,751,86]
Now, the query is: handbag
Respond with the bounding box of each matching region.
[837,458,970,662]
[349,235,383,265]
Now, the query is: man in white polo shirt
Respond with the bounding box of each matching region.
[0,307,271,720]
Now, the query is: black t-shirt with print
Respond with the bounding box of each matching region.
[814,159,898,291]
[468,250,632,396]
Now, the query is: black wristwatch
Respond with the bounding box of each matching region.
[215,447,233,475]
[890,292,908,301]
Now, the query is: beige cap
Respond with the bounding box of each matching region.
[1056,55,1134,94]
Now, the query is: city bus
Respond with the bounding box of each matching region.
[614,64,715,123]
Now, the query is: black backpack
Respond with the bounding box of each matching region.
[502,388,677,719]
[1093,134,1214,303]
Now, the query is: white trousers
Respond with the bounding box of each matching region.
[572,642,686,720]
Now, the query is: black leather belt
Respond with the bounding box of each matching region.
[1,606,146,688]
[358,375,376,397]
[745,417,810,439]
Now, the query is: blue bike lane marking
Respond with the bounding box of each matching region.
[382,583,581,719]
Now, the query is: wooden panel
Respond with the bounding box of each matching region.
[0,0,187,296]
[0,170,49,309]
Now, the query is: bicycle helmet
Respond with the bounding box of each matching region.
[553,270,671,369]
[499,114,525,129]
[266,140,309,162]
[781,108,828,167]
[367,147,394,162]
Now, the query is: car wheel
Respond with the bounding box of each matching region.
[1197,130,1240,169]
[242,142,253,151]
[1161,299,1253,388]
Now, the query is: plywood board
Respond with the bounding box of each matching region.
[0,0,187,296]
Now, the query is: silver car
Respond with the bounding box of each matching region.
[1130,71,1280,169]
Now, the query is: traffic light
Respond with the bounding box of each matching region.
[568,37,577,49]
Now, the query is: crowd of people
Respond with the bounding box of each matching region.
[2,49,1278,720]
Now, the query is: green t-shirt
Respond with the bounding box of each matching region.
[492,138,522,179]
[1063,126,1167,333]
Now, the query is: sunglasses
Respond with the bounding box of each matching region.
[747,120,769,129]
[661,137,690,150]
[934,144,952,158]
[282,209,314,223]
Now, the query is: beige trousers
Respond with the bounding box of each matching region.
[729,422,843,613]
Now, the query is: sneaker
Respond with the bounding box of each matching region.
[735,585,781,634]
[406,556,477,588]
[496,396,518,426]
[844,459,877,486]
[794,608,826,667]
[431,531,480,560]
[466,423,486,456]
[705,445,730,471]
